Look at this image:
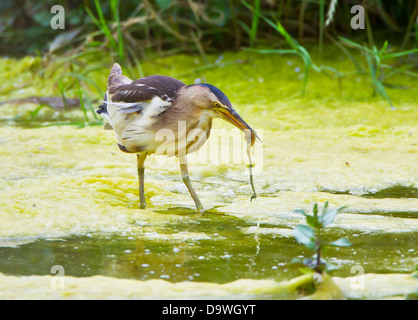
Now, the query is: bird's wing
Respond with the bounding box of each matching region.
[108,74,186,116]
[103,66,187,153]
[97,63,135,129]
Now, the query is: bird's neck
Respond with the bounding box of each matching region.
[157,95,210,129]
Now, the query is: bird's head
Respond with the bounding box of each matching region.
[182,83,260,146]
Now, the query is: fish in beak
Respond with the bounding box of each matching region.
[215,107,261,146]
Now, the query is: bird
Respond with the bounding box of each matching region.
[97,63,258,213]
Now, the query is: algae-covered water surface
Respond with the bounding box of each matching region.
[0,50,417,299]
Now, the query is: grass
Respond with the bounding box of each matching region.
[85,0,125,64]
[242,0,418,104]
[249,0,260,48]
[319,0,325,58]
[338,37,418,108]
[0,1,417,126]
[243,0,321,97]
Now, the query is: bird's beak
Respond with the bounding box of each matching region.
[215,107,260,146]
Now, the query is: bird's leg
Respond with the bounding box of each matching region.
[137,152,147,209]
[179,155,204,213]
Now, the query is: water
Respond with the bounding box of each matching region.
[0,212,415,285]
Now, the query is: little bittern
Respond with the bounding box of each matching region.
[97,63,258,212]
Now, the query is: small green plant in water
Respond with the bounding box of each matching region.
[292,202,351,274]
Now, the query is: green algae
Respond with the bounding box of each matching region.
[0,49,417,299]
[0,271,316,300]
[362,185,418,199]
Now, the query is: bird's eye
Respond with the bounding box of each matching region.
[213,101,221,108]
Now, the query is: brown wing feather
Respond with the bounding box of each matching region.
[111,75,186,103]
[106,64,186,115]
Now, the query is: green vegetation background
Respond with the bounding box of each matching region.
[0,0,417,124]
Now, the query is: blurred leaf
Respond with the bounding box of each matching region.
[249,0,260,47]
[294,225,316,250]
[86,0,117,50]
[306,215,324,230]
[328,238,352,247]
[238,19,251,35]
[324,261,339,273]
[289,258,306,270]
[299,267,315,274]
[33,10,54,27]
[156,0,172,10]
[48,28,81,53]
[313,203,318,217]
[338,37,375,55]
[383,48,418,59]
[375,80,393,107]
[290,257,317,272]
[0,0,13,10]
[379,40,388,55]
[320,206,346,227]
[322,201,329,214]
[110,0,125,62]
[244,48,298,55]
[294,209,307,216]
[297,46,320,72]
[76,79,88,122]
